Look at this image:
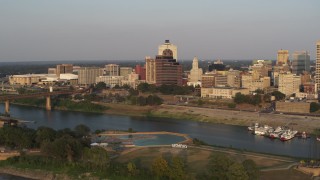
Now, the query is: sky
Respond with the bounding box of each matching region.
[0,0,319,62]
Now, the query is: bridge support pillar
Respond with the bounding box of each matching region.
[46,96,51,111]
[5,100,10,115]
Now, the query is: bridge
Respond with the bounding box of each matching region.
[0,87,91,114]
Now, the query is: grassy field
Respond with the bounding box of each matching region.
[114,146,306,179]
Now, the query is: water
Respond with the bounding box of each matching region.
[0,174,31,180]
[1,104,319,158]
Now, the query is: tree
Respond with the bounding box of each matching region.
[271,91,285,101]
[137,83,150,93]
[95,82,107,91]
[227,162,249,180]
[74,124,91,138]
[310,102,320,113]
[152,156,169,178]
[242,159,259,180]
[234,92,247,104]
[41,135,83,162]
[206,153,233,179]
[169,156,186,180]
[137,96,146,106]
[127,162,138,176]
[82,146,109,170]
[35,126,57,146]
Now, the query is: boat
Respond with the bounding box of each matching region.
[248,123,259,131]
[269,126,284,139]
[254,125,273,136]
[280,129,298,141]
[317,136,320,141]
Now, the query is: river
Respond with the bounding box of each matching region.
[1,104,320,159]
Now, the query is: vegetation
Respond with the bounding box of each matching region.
[137,83,195,95]
[129,95,163,106]
[310,102,320,113]
[271,91,286,101]
[0,126,260,179]
[198,153,258,180]
[234,93,261,106]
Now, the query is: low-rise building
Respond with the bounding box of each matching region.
[96,76,125,88]
[276,101,310,113]
[201,87,249,99]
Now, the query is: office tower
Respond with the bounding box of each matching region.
[188,57,203,82]
[278,72,301,96]
[277,50,289,65]
[154,55,182,86]
[119,67,133,79]
[135,65,146,80]
[78,67,104,85]
[145,56,156,84]
[158,40,178,61]
[105,64,120,76]
[316,41,320,92]
[56,64,73,76]
[292,51,310,75]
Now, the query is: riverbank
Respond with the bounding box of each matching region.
[101,103,320,133]
[6,101,320,134]
[0,167,71,180]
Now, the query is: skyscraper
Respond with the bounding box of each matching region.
[105,64,120,76]
[188,57,203,83]
[158,40,178,61]
[56,64,73,76]
[316,41,320,92]
[291,51,310,75]
[78,67,104,85]
[277,50,289,65]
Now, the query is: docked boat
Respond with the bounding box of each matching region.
[280,129,298,141]
[248,123,259,131]
[254,125,273,136]
[269,126,284,139]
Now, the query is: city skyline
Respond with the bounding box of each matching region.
[0,0,319,62]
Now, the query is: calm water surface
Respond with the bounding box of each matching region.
[1,104,319,159]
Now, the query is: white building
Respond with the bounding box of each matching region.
[201,87,250,99]
[188,57,203,86]
[241,74,270,92]
[278,72,301,96]
[96,76,125,88]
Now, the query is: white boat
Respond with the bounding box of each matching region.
[269,126,284,139]
[254,125,273,136]
[280,129,298,141]
[248,123,259,131]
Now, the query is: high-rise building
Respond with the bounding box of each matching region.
[158,40,178,61]
[135,65,146,80]
[292,51,310,75]
[120,67,133,79]
[105,64,120,76]
[188,57,203,83]
[145,56,156,84]
[155,55,182,86]
[277,50,289,65]
[56,64,73,76]
[78,67,104,85]
[316,41,320,92]
[278,72,301,96]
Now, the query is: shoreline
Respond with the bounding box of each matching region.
[5,102,320,134]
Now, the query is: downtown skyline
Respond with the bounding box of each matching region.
[0,0,319,62]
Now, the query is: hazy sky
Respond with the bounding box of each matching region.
[0,0,319,62]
